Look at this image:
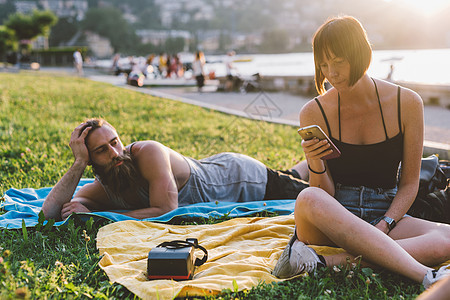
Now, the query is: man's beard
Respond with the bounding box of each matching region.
[92,151,140,197]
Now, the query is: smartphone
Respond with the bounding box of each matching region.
[298,125,341,160]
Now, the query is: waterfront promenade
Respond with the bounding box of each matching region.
[87,73,450,159]
[7,66,448,158]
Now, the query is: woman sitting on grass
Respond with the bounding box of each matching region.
[272,15,450,289]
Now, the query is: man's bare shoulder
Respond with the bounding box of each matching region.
[128,140,167,156]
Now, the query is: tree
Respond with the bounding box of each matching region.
[81,6,140,53]
[5,10,58,50]
[259,29,289,54]
[0,26,15,65]
[164,37,185,54]
[49,17,79,47]
[0,0,15,25]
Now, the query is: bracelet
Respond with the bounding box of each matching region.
[308,164,326,174]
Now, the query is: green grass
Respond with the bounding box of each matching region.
[0,72,422,299]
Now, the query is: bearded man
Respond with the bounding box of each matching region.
[42,118,309,220]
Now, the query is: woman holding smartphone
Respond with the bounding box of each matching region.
[273,16,450,289]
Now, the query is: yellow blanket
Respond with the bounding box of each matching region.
[97,215,450,300]
[97,215,346,300]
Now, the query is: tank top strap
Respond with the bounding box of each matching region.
[314,98,333,137]
[397,86,402,134]
[372,78,389,140]
[338,93,341,141]
[126,142,137,154]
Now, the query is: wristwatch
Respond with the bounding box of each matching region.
[381,216,396,231]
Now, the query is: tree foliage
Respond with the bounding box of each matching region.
[0,25,15,61]
[48,17,79,47]
[164,37,185,54]
[5,10,57,42]
[259,29,289,53]
[81,6,140,53]
[0,0,15,25]
[107,0,161,29]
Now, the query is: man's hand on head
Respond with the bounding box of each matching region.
[61,201,91,219]
[70,123,91,165]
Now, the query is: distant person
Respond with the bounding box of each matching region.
[386,64,395,81]
[166,54,172,78]
[158,53,167,77]
[193,51,206,92]
[174,53,184,77]
[272,15,450,291]
[73,49,83,76]
[144,54,155,77]
[225,50,236,91]
[41,118,310,221]
[169,54,179,78]
[111,54,121,75]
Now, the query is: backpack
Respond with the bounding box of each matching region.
[407,155,450,224]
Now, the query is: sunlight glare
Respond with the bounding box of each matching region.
[384,0,449,16]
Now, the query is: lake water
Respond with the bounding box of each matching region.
[204,48,450,86]
[97,48,450,86]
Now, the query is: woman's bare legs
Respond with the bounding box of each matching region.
[417,277,450,300]
[294,187,434,283]
[389,217,450,266]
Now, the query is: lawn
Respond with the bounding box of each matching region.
[0,72,422,299]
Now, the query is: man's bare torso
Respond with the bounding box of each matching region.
[126,141,191,191]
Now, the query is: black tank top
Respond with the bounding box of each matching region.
[315,80,403,189]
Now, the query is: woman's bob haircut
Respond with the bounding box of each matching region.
[313,16,372,95]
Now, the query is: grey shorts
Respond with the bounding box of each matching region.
[334,183,398,224]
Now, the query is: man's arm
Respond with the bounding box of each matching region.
[41,123,92,220]
[119,141,179,219]
[59,179,110,220]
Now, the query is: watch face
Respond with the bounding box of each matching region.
[383,217,395,229]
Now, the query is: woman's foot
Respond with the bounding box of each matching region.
[272,234,325,278]
[423,264,450,289]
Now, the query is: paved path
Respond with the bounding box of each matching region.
[88,74,450,158]
[23,67,448,158]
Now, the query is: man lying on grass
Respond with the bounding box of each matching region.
[42,118,309,220]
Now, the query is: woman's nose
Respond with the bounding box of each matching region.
[328,65,338,77]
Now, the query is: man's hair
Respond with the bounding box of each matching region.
[312,16,372,95]
[82,118,117,144]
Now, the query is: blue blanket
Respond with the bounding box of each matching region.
[0,179,296,229]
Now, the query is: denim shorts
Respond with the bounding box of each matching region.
[334,183,398,224]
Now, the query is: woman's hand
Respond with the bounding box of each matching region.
[301,138,333,161]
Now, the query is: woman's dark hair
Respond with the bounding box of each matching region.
[313,16,372,95]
